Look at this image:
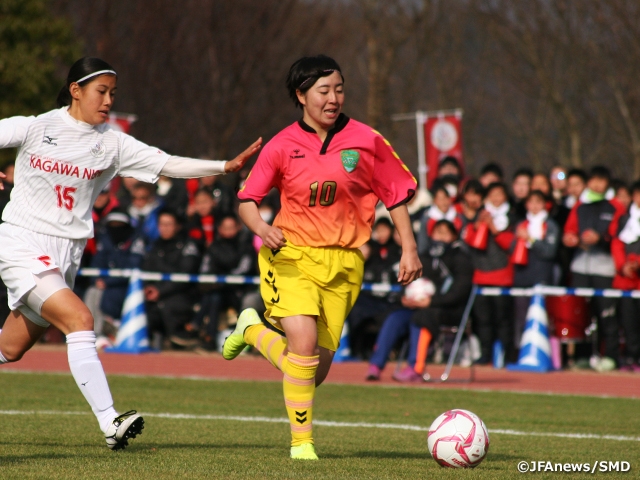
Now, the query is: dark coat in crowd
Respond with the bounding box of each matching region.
[142,232,201,308]
[91,232,145,319]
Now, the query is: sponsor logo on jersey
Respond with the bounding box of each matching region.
[341,149,359,173]
[29,154,104,180]
[290,149,305,159]
[42,136,58,146]
[90,140,106,158]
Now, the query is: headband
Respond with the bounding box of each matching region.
[298,69,340,89]
[74,70,117,84]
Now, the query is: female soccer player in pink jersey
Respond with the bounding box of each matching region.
[0,57,261,450]
[224,54,422,460]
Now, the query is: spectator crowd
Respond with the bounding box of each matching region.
[0,156,638,377]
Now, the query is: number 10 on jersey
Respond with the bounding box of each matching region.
[309,181,337,207]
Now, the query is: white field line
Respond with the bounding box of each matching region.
[0,410,638,442]
[1,369,636,400]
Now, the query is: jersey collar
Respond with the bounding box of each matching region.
[297,114,350,155]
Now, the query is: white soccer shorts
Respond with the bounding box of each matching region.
[0,222,85,327]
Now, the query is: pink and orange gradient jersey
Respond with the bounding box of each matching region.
[238,115,416,248]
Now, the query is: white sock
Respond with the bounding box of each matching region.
[67,331,118,433]
[0,329,7,364]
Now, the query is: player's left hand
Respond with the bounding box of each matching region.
[224,138,262,173]
[397,250,422,286]
[0,171,5,190]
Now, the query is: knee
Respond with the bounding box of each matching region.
[2,345,25,362]
[66,309,95,333]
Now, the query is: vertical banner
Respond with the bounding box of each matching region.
[424,110,463,189]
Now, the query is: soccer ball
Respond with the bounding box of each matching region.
[427,409,489,468]
[404,277,436,301]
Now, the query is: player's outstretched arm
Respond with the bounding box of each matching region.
[0,171,5,190]
[389,204,422,285]
[224,138,262,173]
[159,138,262,179]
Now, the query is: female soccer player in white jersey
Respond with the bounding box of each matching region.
[0,57,261,450]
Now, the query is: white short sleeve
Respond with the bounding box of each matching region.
[116,131,171,183]
[0,115,36,149]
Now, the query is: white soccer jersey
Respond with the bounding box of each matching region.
[0,107,170,239]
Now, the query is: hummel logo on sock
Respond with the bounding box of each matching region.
[295,410,307,424]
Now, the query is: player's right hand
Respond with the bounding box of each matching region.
[261,225,286,250]
[0,171,5,190]
[224,138,262,173]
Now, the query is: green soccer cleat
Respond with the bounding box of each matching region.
[222,308,261,360]
[291,443,318,460]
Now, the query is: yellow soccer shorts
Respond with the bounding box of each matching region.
[258,243,364,352]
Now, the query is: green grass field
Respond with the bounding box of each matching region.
[0,371,638,479]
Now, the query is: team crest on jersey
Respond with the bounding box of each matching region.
[341,150,359,173]
[90,141,106,157]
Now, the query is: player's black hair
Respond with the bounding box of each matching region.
[286,55,344,109]
[56,57,117,108]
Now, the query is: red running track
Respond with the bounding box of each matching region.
[2,345,639,399]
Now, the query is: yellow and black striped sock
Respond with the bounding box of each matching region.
[244,324,288,371]
[283,352,319,447]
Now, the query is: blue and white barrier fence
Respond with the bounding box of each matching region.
[77,269,640,298]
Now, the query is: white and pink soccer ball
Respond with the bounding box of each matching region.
[427,409,489,468]
[404,277,436,301]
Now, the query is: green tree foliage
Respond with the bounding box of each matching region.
[0,0,80,164]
